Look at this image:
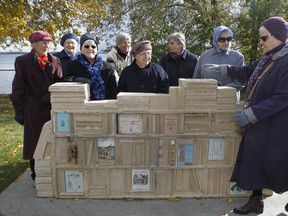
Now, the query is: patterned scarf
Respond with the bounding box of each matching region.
[34,50,48,70]
[77,54,105,100]
[245,53,273,100]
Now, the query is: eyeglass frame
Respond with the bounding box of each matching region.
[259,34,272,42]
[217,36,233,43]
[83,45,97,49]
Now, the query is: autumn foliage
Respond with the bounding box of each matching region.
[0,0,111,50]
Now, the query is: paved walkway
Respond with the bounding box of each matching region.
[0,170,288,216]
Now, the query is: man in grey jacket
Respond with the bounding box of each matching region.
[106,32,133,78]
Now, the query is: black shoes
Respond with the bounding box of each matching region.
[31,172,36,181]
[233,195,264,215]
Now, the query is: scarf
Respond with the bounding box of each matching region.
[245,53,273,100]
[34,50,48,70]
[217,47,231,54]
[77,54,105,100]
[116,47,128,60]
[170,49,184,61]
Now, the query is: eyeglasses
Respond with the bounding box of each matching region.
[218,37,233,43]
[259,34,272,42]
[84,45,97,49]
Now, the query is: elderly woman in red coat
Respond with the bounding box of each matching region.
[10,31,62,181]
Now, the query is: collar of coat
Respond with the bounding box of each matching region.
[168,49,188,61]
[272,43,288,61]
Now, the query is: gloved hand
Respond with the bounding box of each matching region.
[231,110,250,127]
[74,77,92,85]
[202,64,221,73]
[202,64,229,73]
[14,112,24,125]
[41,93,51,105]
[63,76,76,82]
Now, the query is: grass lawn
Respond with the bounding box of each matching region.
[0,94,29,193]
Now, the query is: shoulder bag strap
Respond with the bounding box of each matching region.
[245,61,275,104]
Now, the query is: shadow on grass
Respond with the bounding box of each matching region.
[0,161,29,193]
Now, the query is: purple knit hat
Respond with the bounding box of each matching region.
[60,32,79,46]
[80,33,100,49]
[131,40,152,57]
[261,17,288,42]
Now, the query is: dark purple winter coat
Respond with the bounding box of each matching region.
[229,43,288,193]
[118,60,169,93]
[10,50,62,159]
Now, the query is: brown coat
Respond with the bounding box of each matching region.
[10,51,62,159]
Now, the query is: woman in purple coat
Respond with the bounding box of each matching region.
[10,31,62,181]
[203,17,288,214]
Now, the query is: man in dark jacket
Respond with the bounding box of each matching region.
[10,30,62,181]
[160,32,198,86]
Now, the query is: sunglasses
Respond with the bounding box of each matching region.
[218,37,233,43]
[84,45,97,49]
[259,34,272,42]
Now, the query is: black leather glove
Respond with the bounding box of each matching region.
[41,93,51,104]
[74,77,92,85]
[63,76,76,82]
[15,112,24,125]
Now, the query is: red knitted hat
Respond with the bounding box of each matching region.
[28,31,53,43]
